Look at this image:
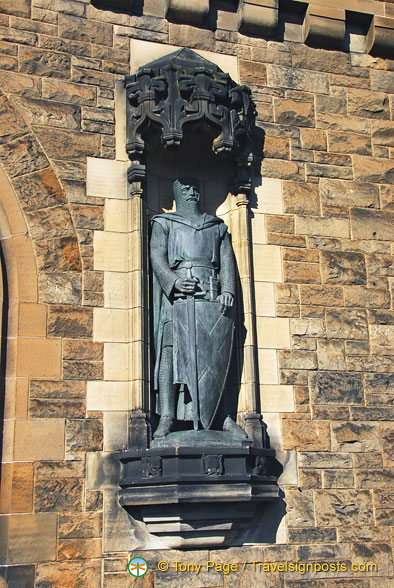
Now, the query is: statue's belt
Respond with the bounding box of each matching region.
[176,260,217,271]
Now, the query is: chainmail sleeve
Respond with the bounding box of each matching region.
[150,219,179,298]
[219,230,236,297]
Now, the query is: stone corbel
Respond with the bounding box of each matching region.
[303,4,346,49]
[165,0,210,25]
[238,0,279,38]
[366,15,394,59]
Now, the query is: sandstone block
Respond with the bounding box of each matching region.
[300,128,326,151]
[306,162,352,180]
[72,66,114,89]
[267,64,329,94]
[380,424,394,468]
[16,338,61,378]
[29,397,85,418]
[35,560,101,588]
[282,420,330,451]
[42,78,96,105]
[351,208,394,241]
[10,462,33,513]
[287,528,337,543]
[260,157,302,180]
[347,88,390,119]
[8,513,57,564]
[356,469,394,488]
[300,285,343,307]
[317,339,345,371]
[298,451,351,469]
[13,167,67,212]
[283,181,319,215]
[353,155,394,184]
[257,317,290,349]
[19,45,71,78]
[320,179,379,209]
[327,131,372,155]
[326,308,368,339]
[35,127,101,159]
[48,305,92,338]
[291,318,325,337]
[321,251,366,285]
[34,478,83,512]
[314,490,373,526]
[0,95,29,145]
[278,350,317,370]
[274,98,314,127]
[14,419,64,461]
[331,422,381,453]
[370,70,394,93]
[239,59,267,85]
[316,111,370,135]
[60,13,113,46]
[30,379,85,399]
[59,513,102,539]
[26,206,74,241]
[285,488,315,527]
[295,215,349,238]
[58,538,101,561]
[371,120,394,147]
[310,371,364,404]
[86,382,129,411]
[344,286,390,309]
[35,461,84,480]
[283,262,321,284]
[168,23,214,51]
[0,135,48,178]
[369,324,394,355]
[263,135,289,159]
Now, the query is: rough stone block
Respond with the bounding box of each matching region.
[317,339,345,371]
[326,308,368,340]
[321,251,366,285]
[327,131,372,155]
[35,561,101,588]
[47,305,93,338]
[239,59,267,85]
[300,128,326,151]
[19,45,71,78]
[267,64,329,94]
[285,488,315,527]
[283,261,321,284]
[300,285,343,307]
[344,286,390,309]
[34,478,83,512]
[369,324,394,355]
[35,127,101,160]
[370,70,394,93]
[168,23,214,51]
[59,13,113,46]
[320,179,379,209]
[274,97,314,127]
[347,88,390,120]
[282,420,330,451]
[66,419,103,457]
[351,208,394,241]
[42,78,96,105]
[314,490,373,527]
[353,155,394,184]
[331,422,381,453]
[283,181,319,215]
[310,371,364,404]
[0,135,48,178]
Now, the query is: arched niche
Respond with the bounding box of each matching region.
[125,48,264,447]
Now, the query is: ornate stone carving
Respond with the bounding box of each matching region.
[141,456,162,478]
[202,454,224,476]
[125,48,257,193]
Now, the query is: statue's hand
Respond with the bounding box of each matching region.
[175,277,199,294]
[217,292,234,313]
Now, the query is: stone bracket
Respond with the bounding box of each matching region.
[303,4,346,49]
[238,0,279,38]
[165,0,211,25]
[366,16,394,59]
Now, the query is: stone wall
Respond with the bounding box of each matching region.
[0,0,393,587]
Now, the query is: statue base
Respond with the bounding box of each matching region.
[118,437,280,548]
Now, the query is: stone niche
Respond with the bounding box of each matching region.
[114,47,282,549]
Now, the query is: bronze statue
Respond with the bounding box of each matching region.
[150,177,239,438]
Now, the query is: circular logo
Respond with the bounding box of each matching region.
[128,557,148,578]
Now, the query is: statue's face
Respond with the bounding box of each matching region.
[174,178,200,205]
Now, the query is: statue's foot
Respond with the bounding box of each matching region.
[223,416,249,440]
[153,416,173,439]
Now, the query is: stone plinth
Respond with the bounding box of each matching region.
[118,436,280,548]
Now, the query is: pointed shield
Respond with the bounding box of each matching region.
[173,297,234,429]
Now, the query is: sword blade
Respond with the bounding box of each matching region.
[186,293,199,431]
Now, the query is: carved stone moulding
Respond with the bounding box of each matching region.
[119,444,279,548]
[124,48,257,194]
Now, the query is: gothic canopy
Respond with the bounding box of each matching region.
[124,48,257,194]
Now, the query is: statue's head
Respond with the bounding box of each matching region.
[173,177,200,208]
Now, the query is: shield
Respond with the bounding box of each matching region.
[173,297,234,429]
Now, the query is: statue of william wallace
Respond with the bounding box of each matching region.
[150,177,243,439]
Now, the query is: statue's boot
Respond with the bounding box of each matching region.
[153,415,173,438]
